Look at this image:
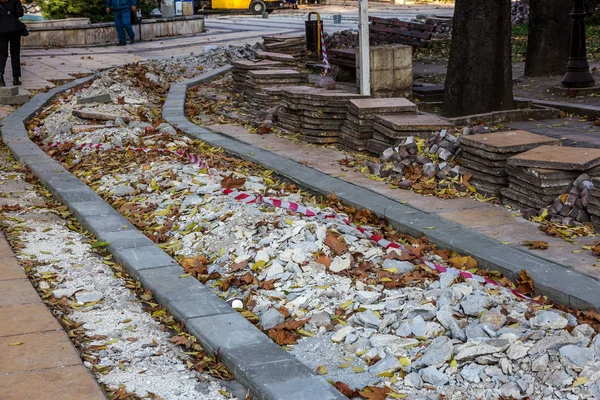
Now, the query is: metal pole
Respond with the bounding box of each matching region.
[562,0,595,88]
[358,0,370,95]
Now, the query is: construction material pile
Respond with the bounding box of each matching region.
[340,98,418,153]
[458,131,559,197]
[542,174,595,226]
[262,34,307,58]
[589,178,600,228]
[231,59,282,95]
[369,114,455,155]
[245,69,308,115]
[276,88,365,144]
[503,146,600,215]
[255,50,298,67]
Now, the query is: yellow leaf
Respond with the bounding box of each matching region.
[389,394,408,399]
[573,377,588,387]
[424,226,436,230]
[317,365,328,375]
[399,357,410,366]
[297,329,314,337]
[501,241,513,245]
[338,363,351,369]
[340,300,353,310]
[151,179,159,190]
[352,366,365,373]
[251,260,266,271]
[264,177,275,185]
[450,359,457,368]
[384,267,398,273]
[105,339,119,345]
[8,341,23,346]
[179,273,191,278]
[377,371,394,377]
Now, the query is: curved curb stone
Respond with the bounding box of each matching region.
[0,71,345,400]
[162,67,600,311]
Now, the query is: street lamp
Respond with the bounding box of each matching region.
[562,0,595,88]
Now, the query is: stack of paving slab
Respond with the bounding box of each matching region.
[503,145,600,213]
[0,86,28,105]
[368,114,455,155]
[340,98,418,152]
[255,50,298,67]
[262,34,307,58]
[244,69,308,114]
[458,130,559,197]
[588,178,600,228]
[231,59,282,95]
[277,88,366,144]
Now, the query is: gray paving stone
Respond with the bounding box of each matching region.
[263,376,345,400]
[111,245,178,273]
[186,313,271,354]
[68,200,118,218]
[135,265,235,321]
[82,211,135,237]
[101,229,155,250]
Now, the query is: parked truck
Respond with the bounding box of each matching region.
[194,0,284,14]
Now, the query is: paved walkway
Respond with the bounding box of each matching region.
[0,233,105,399]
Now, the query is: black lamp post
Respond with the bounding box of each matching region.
[562,0,595,88]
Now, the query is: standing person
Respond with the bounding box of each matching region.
[0,0,24,87]
[106,0,137,46]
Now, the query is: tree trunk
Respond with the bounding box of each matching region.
[443,0,514,117]
[525,0,572,76]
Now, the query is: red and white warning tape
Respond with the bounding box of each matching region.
[320,24,330,76]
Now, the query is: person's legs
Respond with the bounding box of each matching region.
[114,9,127,44]
[9,32,21,80]
[0,34,9,76]
[121,9,135,42]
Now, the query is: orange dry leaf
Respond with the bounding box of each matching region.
[447,256,478,270]
[383,250,415,262]
[359,386,391,400]
[229,260,248,272]
[515,269,534,295]
[522,240,549,250]
[434,249,453,260]
[220,174,246,189]
[315,253,332,268]
[267,329,300,345]
[334,382,359,398]
[324,231,348,256]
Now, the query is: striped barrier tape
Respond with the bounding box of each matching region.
[320,24,330,76]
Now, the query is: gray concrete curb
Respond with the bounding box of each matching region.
[0,71,344,400]
[165,69,600,311]
[516,96,600,119]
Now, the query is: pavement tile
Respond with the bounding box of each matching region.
[437,207,519,228]
[0,365,105,400]
[0,279,41,307]
[0,257,27,281]
[0,303,61,337]
[0,238,14,259]
[0,331,81,374]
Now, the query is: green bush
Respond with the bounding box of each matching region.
[39,0,153,23]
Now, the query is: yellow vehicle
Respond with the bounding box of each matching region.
[194,0,284,14]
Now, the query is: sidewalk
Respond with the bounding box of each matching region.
[0,234,105,400]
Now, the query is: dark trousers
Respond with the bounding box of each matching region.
[0,31,21,78]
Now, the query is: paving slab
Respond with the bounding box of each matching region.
[375,114,455,132]
[500,187,550,209]
[459,166,508,185]
[0,303,61,337]
[461,150,508,168]
[348,98,418,117]
[0,279,42,307]
[460,144,520,161]
[459,130,559,153]
[505,166,579,188]
[0,257,27,280]
[508,145,600,171]
[461,158,507,177]
[508,176,568,196]
[508,181,560,203]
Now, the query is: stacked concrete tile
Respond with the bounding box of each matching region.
[588,178,600,228]
[231,59,282,94]
[340,98,418,152]
[262,34,307,58]
[503,145,600,212]
[255,50,297,67]
[458,130,559,197]
[369,114,455,155]
[276,86,323,135]
[277,89,365,144]
[245,70,308,114]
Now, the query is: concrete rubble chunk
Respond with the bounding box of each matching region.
[454,339,510,361]
[72,109,132,122]
[460,363,484,383]
[413,336,453,368]
[460,294,491,316]
[559,344,596,369]
[420,366,449,386]
[529,310,568,330]
[260,308,285,330]
[332,326,355,343]
[77,93,112,104]
[369,354,402,375]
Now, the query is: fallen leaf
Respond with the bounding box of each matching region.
[229,260,248,272]
[324,231,347,256]
[220,174,246,190]
[447,256,477,270]
[522,240,549,250]
[515,269,534,296]
[333,381,359,397]
[8,341,23,346]
[359,386,391,400]
[315,253,332,268]
[316,365,328,375]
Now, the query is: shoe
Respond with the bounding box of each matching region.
[118,42,127,46]
[13,78,21,86]
[0,74,4,87]
[130,37,135,44]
